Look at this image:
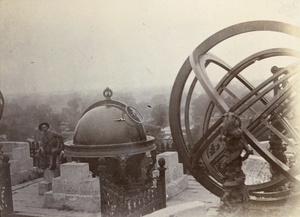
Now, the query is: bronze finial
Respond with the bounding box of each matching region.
[103,87,113,100]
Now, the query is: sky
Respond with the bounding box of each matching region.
[0,0,300,96]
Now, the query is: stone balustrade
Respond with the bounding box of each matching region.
[0,141,35,185]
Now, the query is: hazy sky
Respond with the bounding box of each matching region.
[1,0,300,96]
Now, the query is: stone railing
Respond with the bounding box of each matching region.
[0,144,14,215]
[0,141,39,185]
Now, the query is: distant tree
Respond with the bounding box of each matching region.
[61,98,82,130]
[144,124,161,138]
[36,104,53,122]
[0,123,8,136]
[116,93,137,107]
[135,101,151,121]
[0,102,61,141]
[150,94,167,107]
[191,94,209,124]
[0,102,25,140]
[150,104,168,127]
[190,123,201,148]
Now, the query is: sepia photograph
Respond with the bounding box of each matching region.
[0,0,300,216]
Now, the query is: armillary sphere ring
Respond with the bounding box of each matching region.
[0,91,4,121]
[169,20,300,201]
[125,106,144,124]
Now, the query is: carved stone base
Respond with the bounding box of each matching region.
[44,162,100,212]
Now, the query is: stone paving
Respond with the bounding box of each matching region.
[12,178,101,217]
[11,175,300,217]
[11,175,218,217]
[165,176,220,216]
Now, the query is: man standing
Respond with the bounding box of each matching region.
[39,122,64,170]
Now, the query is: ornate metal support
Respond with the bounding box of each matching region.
[268,66,288,176]
[219,113,252,212]
[118,155,128,180]
[265,66,291,195]
[157,158,166,209]
[98,157,166,217]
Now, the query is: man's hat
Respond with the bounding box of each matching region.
[38,122,50,131]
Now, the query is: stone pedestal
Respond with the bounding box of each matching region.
[156,152,188,200]
[38,181,52,195]
[38,168,60,195]
[44,162,100,212]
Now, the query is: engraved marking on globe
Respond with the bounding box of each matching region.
[64,181,80,201]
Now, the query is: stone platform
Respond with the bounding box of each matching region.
[11,175,217,217]
[11,174,300,217]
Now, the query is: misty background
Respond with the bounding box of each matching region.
[0,0,299,141]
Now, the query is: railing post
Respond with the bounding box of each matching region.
[157,158,166,209]
[4,155,13,214]
[27,139,41,168]
[219,112,252,213]
[0,143,14,216]
[98,157,107,216]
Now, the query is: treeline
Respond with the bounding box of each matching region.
[0,91,171,141]
[0,84,267,142]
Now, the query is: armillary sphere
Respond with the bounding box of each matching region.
[169,21,300,201]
